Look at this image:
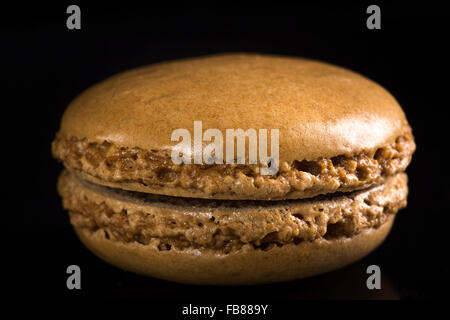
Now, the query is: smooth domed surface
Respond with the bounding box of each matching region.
[59,53,410,163]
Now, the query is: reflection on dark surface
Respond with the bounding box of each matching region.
[92,259,399,300]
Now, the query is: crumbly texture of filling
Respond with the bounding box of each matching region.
[59,170,408,253]
[52,130,414,200]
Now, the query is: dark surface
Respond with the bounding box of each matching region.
[3,2,449,306]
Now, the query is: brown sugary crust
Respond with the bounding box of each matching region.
[53,130,414,200]
[58,170,407,253]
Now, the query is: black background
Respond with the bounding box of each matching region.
[3,1,450,308]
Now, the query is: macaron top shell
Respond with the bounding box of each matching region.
[53,53,415,200]
[59,53,410,162]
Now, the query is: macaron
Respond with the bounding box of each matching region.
[52,53,415,285]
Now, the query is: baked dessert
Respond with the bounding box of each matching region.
[53,53,415,285]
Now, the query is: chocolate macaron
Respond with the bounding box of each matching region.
[53,54,415,285]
